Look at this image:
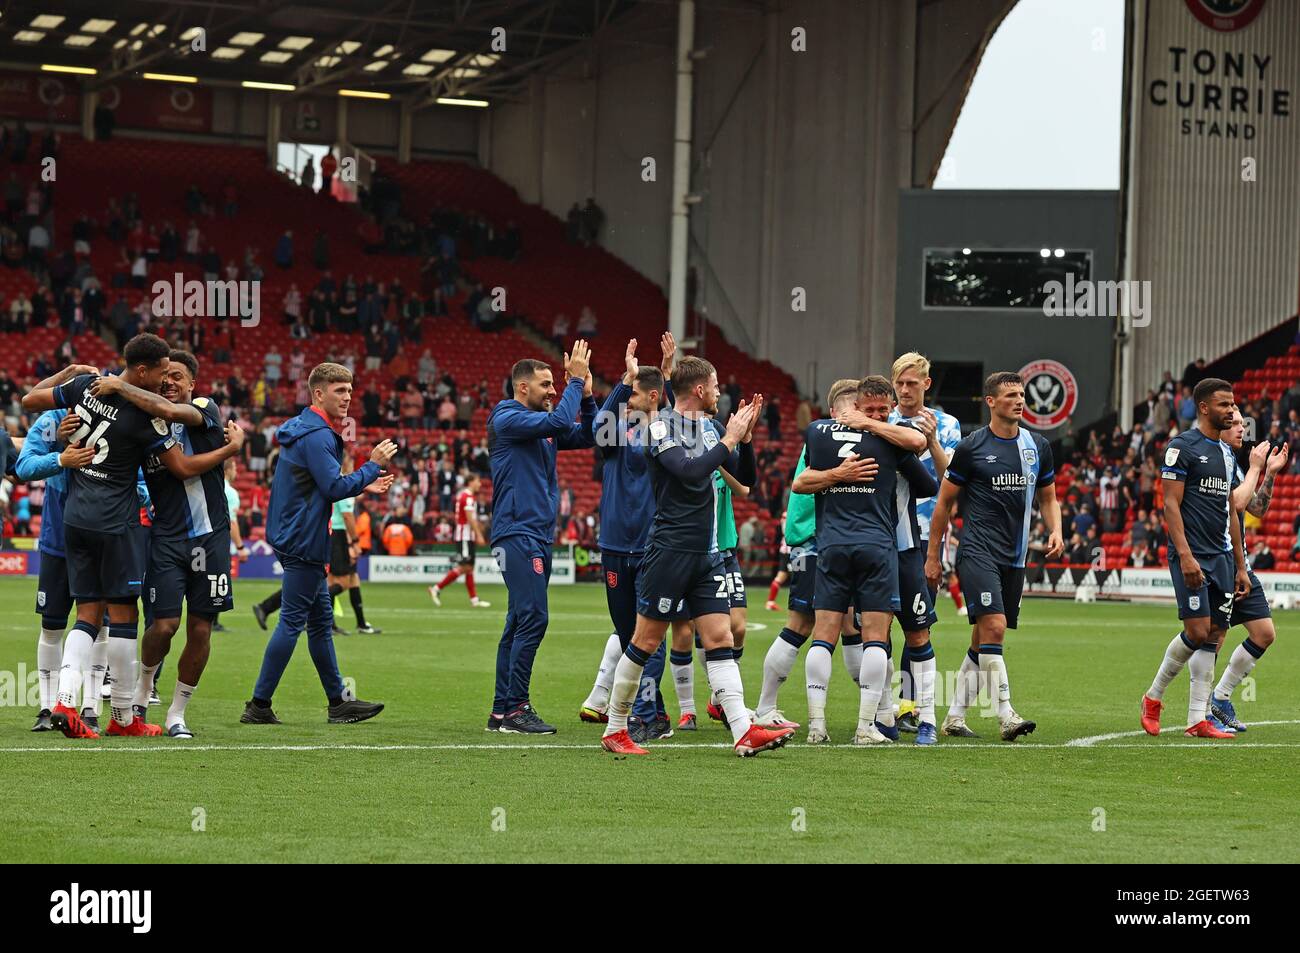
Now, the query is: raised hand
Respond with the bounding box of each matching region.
[225,421,246,451]
[725,400,758,444]
[1248,440,1270,470]
[659,332,676,376]
[741,394,763,443]
[565,339,591,381]
[1266,442,1290,474]
[366,473,395,494]
[623,338,639,384]
[89,375,122,397]
[914,409,938,439]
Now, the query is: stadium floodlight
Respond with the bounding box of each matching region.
[229,32,265,46]
[259,51,293,64]
[41,64,97,75]
[278,36,314,50]
[14,30,46,42]
[143,72,198,83]
[339,89,390,100]
[212,47,245,60]
[81,19,117,33]
[961,247,972,255]
[436,97,489,108]
[420,49,457,63]
[1053,248,1065,258]
[30,14,65,29]
[1039,248,1051,258]
[243,80,295,91]
[402,64,434,76]
[63,35,97,47]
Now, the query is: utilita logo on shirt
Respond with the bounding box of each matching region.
[991,473,1031,490]
[1198,476,1230,495]
[49,883,152,933]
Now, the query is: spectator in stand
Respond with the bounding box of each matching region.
[551,313,570,349]
[765,395,781,441]
[400,382,423,428]
[264,346,283,386]
[1097,466,1122,533]
[1130,509,1150,550]
[437,458,457,512]
[319,151,338,195]
[556,483,575,537]
[131,249,149,289]
[274,230,294,269]
[566,202,581,243]
[1290,513,1300,559]
[247,425,269,475]
[1026,520,1049,575]
[282,283,301,325]
[576,307,597,338]
[1066,532,1089,566]
[437,394,457,430]
[471,437,490,476]
[300,156,315,190]
[382,513,415,556]
[361,387,382,427]
[185,222,201,259]
[1181,356,1208,390]
[581,197,605,246]
[221,178,238,216]
[1176,386,1196,430]
[1249,538,1275,572]
[251,373,268,411]
[456,390,475,429]
[418,349,438,386]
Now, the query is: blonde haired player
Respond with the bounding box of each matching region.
[887,352,963,739]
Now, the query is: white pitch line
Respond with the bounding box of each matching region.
[1065,719,1300,747]
[4,739,1300,754]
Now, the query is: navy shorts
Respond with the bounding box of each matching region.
[147,531,234,619]
[65,523,147,602]
[1169,552,1236,629]
[1229,570,1271,627]
[787,544,817,616]
[636,546,729,621]
[35,552,74,623]
[957,555,1025,628]
[814,543,900,615]
[721,550,747,610]
[896,547,938,633]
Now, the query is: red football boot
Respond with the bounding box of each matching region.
[600,728,648,755]
[107,717,164,737]
[707,701,725,722]
[1139,694,1163,736]
[50,703,99,740]
[734,723,795,757]
[1185,719,1235,739]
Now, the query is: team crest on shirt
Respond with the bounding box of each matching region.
[37,590,45,607]
[1022,448,1037,466]
[151,417,169,436]
[1189,595,1201,611]
[1165,447,1180,467]
[150,587,157,603]
[607,571,618,588]
[702,428,718,450]
[658,598,673,613]
[532,557,544,574]
[193,397,210,408]
[980,592,992,606]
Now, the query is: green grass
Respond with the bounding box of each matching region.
[0,576,1297,863]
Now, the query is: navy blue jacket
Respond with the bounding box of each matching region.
[488,377,596,545]
[267,407,382,564]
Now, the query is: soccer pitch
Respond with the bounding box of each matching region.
[1,577,1297,864]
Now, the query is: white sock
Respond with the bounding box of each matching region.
[756,632,802,715]
[1148,633,1195,701]
[85,626,109,715]
[167,680,196,729]
[603,652,644,735]
[948,650,979,719]
[875,656,896,726]
[856,644,889,732]
[37,627,64,711]
[842,638,864,687]
[916,655,938,726]
[706,657,752,742]
[1187,648,1215,727]
[805,642,833,726]
[134,660,161,711]
[670,650,695,716]
[978,650,1013,720]
[108,635,139,727]
[582,634,621,711]
[56,626,95,710]
[1214,641,1262,702]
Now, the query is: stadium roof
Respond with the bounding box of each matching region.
[0,0,670,104]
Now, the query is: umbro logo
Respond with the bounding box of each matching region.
[985,455,998,463]
[1198,455,1209,464]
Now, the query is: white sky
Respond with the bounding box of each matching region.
[935,0,1124,190]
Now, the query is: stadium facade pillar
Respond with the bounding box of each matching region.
[265,100,281,167]
[81,88,97,142]
[667,0,696,343]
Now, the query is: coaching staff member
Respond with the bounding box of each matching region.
[487,341,597,734]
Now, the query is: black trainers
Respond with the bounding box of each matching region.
[332,624,351,637]
[240,700,282,724]
[31,709,54,732]
[897,711,920,733]
[627,716,649,744]
[253,604,269,631]
[212,621,228,633]
[168,721,195,739]
[486,714,504,732]
[648,716,674,740]
[356,623,382,634]
[327,698,384,724]
[80,710,100,733]
[499,704,557,735]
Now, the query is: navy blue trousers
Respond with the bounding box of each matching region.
[493,536,554,714]
[252,554,343,702]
